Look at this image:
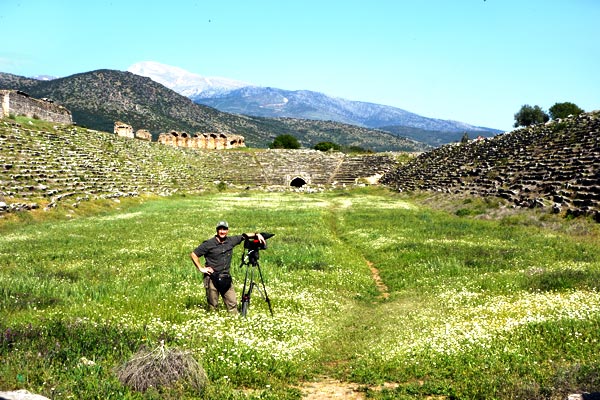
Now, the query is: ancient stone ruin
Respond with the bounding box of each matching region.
[135,129,152,141]
[157,130,245,150]
[0,118,394,215]
[114,121,245,150]
[114,121,134,138]
[2,103,599,222]
[114,123,152,141]
[1,90,72,124]
[382,111,600,220]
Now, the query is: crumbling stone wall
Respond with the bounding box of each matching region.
[0,90,72,124]
[113,121,244,149]
[157,130,245,150]
[114,121,134,138]
[135,129,152,141]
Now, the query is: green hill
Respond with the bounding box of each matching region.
[0,70,430,152]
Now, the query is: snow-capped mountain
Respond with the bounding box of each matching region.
[31,75,57,81]
[194,86,496,133]
[127,61,251,98]
[128,61,502,145]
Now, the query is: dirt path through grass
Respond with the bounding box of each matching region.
[298,198,393,398]
[300,378,366,399]
[298,259,389,399]
[367,260,389,299]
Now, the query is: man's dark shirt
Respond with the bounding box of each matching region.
[193,235,244,275]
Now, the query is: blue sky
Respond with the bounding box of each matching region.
[1,0,598,131]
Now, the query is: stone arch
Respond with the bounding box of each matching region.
[290,177,307,187]
[228,135,245,148]
[158,130,245,150]
[199,133,209,149]
[207,133,217,149]
[177,132,189,148]
[157,130,179,146]
[215,133,226,149]
[188,133,199,148]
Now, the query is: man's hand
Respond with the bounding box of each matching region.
[191,252,213,274]
[256,233,266,245]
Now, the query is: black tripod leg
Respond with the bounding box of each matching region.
[256,263,274,316]
[242,266,258,317]
[240,261,251,316]
[241,294,249,317]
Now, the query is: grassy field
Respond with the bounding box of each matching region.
[1,188,599,399]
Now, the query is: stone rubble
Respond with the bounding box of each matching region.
[381,111,600,221]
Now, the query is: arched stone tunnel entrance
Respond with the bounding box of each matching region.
[290,177,307,187]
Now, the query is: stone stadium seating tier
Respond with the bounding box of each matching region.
[381,111,600,221]
[2,111,598,221]
[0,121,395,213]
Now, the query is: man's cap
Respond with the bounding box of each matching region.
[216,221,229,229]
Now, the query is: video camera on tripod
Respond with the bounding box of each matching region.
[240,232,275,317]
[243,232,275,265]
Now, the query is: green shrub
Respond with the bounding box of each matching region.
[270,134,300,149]
[216,181,228,191]
[314,141,341,152]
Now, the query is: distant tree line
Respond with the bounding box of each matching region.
[514,102,584,127]
[270,102,586,149]
[269,135,371,153]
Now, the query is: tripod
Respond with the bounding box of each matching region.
[239,247,273,317]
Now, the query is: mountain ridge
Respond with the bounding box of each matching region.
[193,85,499,132]
[127,61,502,146]
[0,69,430,152]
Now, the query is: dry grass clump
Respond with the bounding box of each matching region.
[116,342,208,393]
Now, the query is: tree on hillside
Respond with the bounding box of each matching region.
[314,141,341,152]
[343,145,372,154]
[549,102,584,120]
[513,104,549,127]
[270,134,300,149]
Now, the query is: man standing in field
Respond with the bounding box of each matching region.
[190,221,265,313]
